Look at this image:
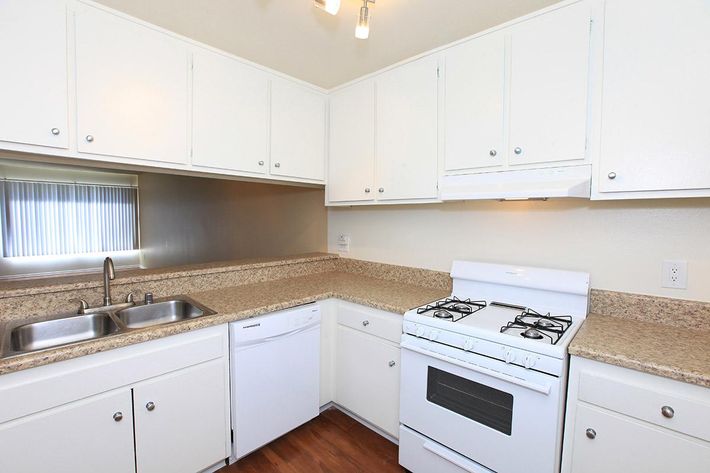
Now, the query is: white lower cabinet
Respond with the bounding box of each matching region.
[0,325,230,473]
[334,302,402,438]
[562,356,710,473]
[0,388,136,473]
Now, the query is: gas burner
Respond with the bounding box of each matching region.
[499,308,573,345]
[416,297,486,322]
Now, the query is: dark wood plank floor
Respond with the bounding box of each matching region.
[220,407,404,473]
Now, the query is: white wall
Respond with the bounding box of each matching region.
[328,199,710,302]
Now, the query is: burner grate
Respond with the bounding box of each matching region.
[499,308,572,345]
[416,297,486,322]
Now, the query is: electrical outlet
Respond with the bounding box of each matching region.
[662,260,687,289]
[336,234,351,254]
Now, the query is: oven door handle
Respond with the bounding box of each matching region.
[422,440,494,473]
[402,344,552,395]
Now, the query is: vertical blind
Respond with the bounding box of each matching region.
[0,180,139,258]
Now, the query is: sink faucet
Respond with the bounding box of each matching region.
[103,257,115,306]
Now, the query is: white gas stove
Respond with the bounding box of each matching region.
[399,260,590,473]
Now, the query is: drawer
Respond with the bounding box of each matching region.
[399,425,494,473]
[337,301,402,344]
[578,371,710,442]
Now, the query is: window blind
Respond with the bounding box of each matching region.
[0,180,139,258]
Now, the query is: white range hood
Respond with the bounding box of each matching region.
[439,165,592,201]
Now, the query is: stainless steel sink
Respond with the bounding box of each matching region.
[10,312,120,353]
[116,299,215,329]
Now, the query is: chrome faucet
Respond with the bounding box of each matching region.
[103,257,115,306]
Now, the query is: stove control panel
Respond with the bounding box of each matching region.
[402,321,561,376]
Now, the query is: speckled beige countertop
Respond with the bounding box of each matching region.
[0,271,448,375]
[569,313,710,388]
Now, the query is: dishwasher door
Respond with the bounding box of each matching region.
[230,304,321,460]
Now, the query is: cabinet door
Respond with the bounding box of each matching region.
[133,359,229,473]
[328,80,375,203]
[270,79,326,181]
[335,325,400,437]
[569,403,710,473]
[75,5,189,164]
[0,388,135,473]
[508,2,591,166]
[0,0,68,149]
[375,56,439,201]
[444,32,506,172]
[598,0,710,193]
[192,50,269,174]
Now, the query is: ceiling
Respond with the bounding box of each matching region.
[94,0,560,89]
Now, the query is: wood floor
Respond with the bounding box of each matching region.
[220,407,405,473]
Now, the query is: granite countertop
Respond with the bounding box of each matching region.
[0,271,449,375]
[569,313,710,388]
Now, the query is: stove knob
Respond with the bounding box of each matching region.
[415,326,425,338]
[463,339,475,351]
[429,330,440,341]
[504,349,515,364]
[524,355,536,369]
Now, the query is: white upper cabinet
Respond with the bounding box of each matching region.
[0,0,68,149]
[75,5,189,164]
[270,79,326,182]
[508,1,591,166]
[375,55,439,201]
[192,50,269,174]
[444,32,506,172]
[328,80,375,203]
[596,0,710,196]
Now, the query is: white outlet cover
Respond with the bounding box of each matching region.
[336,234,351,254]
[662,260,688,289]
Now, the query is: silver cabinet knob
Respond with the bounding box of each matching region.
[378,188,384,193]
[364,188,371,193]
[489,149,497,157]
[146,401,155,412]
[608,172,617,180]
[661,406,674,418]
[388,361,396,367]
[85,135,94,142]
[258,160,264,166]
[362,320,370,327]
[51,128,60,136]
[585,428,596,439]
[274,162,281,168]
[514,147,523,155]
[113,412,123,422]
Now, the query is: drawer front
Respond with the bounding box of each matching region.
[337,302,402,344]
[399,425,494,473]
[570,403,710,473]
[579,371,710,441]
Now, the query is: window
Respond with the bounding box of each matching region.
[1,181,139,258]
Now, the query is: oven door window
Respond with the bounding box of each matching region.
[426,366,514,435]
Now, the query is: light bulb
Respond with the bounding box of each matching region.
[314,0,340,15]
[355,5,370,39]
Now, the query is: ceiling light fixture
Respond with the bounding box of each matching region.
[355,0,375,40]
[313,0,341,15]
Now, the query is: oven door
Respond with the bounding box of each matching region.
[400,335,563,473]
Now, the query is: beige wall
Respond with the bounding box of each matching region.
[139,173,326,268]
[328,199,710,302]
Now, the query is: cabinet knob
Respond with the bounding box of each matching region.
[378,188,384,193]
[85,135,94,143]
[608,172,617,180]
[146,401,156,412]
[364,188,371,193]
[274,162,281,168]
[362,320,370,327]
[113,412,123,422]
[51,128,60,136]
[585,428,596,439]
[258,160,264,166]
[661,405,674,419]
[514,147,523,155]
[489,149,497,157]
[388,360,396,367]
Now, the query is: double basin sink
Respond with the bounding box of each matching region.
[3,297,216,357]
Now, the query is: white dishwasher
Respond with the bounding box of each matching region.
[229,303,321,461]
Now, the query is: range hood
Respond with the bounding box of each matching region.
[439,165,591,201]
